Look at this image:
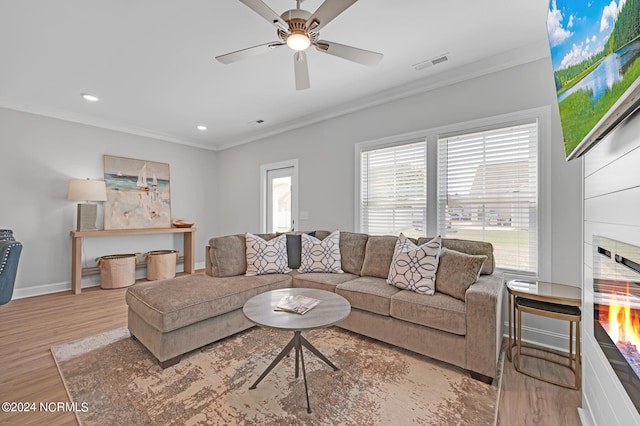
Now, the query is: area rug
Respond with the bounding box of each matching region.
[52,326,502,425]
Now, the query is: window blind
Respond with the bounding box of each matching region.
[360,140,427,237]
[437,122,538,273]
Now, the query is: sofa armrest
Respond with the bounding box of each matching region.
[464,274,504,379]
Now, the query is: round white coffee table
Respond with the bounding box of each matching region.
[243,288,351,413]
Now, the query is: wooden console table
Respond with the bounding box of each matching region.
[70,227,196,294]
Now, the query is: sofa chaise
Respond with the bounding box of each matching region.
[126,231,504,383]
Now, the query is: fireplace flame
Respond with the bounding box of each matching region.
[608,282,640,347]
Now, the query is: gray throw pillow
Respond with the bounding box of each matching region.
[286,231,316,269]
[435,248,487,301]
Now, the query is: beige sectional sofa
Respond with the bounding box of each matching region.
[126,230,504,383]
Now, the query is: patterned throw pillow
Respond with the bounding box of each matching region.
[298,231,343,273]
[387,234,441,295]
[245,233,291,276]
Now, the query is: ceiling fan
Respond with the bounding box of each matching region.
[215,0,383,90]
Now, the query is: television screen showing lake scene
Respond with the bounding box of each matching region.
[548,0,640,159]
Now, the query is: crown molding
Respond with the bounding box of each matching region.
[215,40,551,150]
[0,101,216,151]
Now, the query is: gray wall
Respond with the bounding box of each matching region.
[216,57,582,287]
[0,56,584,354]
[581,111,640,424]
[0,107,218,297]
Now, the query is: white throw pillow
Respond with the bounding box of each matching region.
[245,233,291,276]
[387,234,441,295]
[298,231,344,273]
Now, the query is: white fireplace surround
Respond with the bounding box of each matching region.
[581,110,640,425]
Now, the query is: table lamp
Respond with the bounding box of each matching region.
[67,178,107,231]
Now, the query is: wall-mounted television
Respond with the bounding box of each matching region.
[547,0,640,160]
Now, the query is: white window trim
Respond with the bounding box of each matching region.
[260,159,299,233]
[354,107,551,279]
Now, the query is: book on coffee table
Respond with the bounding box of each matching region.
[275,295,321,315]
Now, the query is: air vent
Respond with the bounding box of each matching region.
[412,53,449,71]
[431,55,448,65]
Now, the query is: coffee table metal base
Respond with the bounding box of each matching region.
[249,330,339,413]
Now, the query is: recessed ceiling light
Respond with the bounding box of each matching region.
[196,125,207,131]
[81,93,99,102]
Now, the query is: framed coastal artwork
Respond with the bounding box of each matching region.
[103,155,172,229]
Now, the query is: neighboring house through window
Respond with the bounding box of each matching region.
[437,122,538,274]
[356,109,547,275]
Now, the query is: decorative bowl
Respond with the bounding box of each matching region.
[172,219,194,228]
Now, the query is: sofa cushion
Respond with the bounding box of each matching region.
[245,233,290,276]
[387,235,441,295]
[314,230,331,240]
[292,272,359,292]
[436,248,487,301]
[418,237,495,275]
[360,235,398,278]
[208,234,246,277]
[208,233,277,277]
[335,276,400,316]
[339,231,369,275]
[299,231,343,273]
[390,290,466,335]
[125,274,291,333]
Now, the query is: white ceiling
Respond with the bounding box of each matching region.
[0,0,551,151]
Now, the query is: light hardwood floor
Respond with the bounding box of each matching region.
[0,281,581,426]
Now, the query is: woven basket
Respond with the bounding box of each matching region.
[144,250,178,281]
[96,254,138,289]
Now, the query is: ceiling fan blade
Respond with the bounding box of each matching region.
[215,42,284,64]
[239,0,288,31]
[305,0,358,32]
[315,40,383,67]
[294,51,310,90]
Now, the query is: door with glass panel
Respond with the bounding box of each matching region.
[266,166,296,233]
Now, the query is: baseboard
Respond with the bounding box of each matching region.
[502,321,577,355]
[11,261,206,300]
[578,406,595,426]
[12,280,100,299]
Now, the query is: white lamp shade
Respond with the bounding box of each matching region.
[67,179,107,202]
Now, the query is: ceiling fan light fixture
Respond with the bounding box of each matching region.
[286,32,310,51]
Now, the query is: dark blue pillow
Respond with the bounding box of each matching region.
[286,231,316,269]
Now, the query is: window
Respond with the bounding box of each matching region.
[356,109,547,275]
[437,122,538,274]
[359,140,427,238]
